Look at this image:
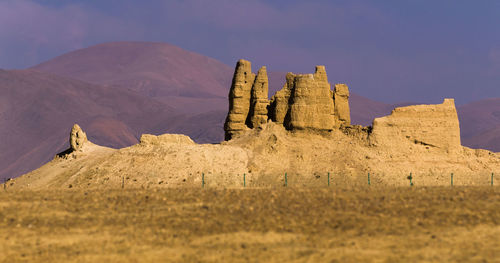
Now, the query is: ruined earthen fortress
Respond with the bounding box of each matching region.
[9,59,498,189]
[224,59,461,152]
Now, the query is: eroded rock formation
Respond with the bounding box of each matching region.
[224,59,256,140]
[10,60,499,190]
[224,58,464,157]
[288,66,335,130]
[333,84,350,127]
[70,124,87,151]
[370,99,461,151]
[225,60,349,139]
[247,66,269,129]
[269,72,295,125]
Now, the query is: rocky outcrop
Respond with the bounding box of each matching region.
[224,59,465,157]
[70,124,87,151]
[226,60,349,139]
[370,99,461,151]
[247,66,269,128]
[333,84,350,127]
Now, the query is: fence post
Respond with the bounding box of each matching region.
[243,173,246,187]
[328,172,330,187]
[408,172,413,186]
[202,173,205,188]
[451,173,454,187]
[122,176,124,189]
[368,173,371,186]
[285,172,288,187]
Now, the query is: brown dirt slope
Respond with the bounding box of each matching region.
[9,120,499,190]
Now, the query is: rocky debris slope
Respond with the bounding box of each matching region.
[9,118,499,189]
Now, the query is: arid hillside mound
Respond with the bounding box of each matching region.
[9,121,499,190]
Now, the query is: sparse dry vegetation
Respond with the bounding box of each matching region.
[1,186,500,262]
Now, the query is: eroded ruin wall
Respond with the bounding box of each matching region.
[269,73,295,125]
[333,84,351,127]
[224,60,352,140]
[370,99,461,151]
[287,66,335,130]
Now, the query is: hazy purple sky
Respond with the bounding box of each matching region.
[1,0,499,104]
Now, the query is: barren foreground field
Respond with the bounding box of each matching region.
[1,187,500,262]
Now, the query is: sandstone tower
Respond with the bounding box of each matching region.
[224,60,351,140]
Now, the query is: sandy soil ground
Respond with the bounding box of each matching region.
[1,186,499,262]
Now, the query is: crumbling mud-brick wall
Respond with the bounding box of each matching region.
[369,99,461,151]
[287,66,335,130]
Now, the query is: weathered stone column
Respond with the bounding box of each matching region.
[333,84,351,127]
[247,66,269,128]
[70,124,87,151]
[224,59,256,140]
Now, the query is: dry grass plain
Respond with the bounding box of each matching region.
[1,186,500,262]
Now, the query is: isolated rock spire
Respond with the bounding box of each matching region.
[70,124,87,151]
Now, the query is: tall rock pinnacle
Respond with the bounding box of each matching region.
[224,59,256,140]
[247,66,269,128]
[70,124,88,151]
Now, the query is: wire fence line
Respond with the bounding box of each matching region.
[197,171,497,188]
